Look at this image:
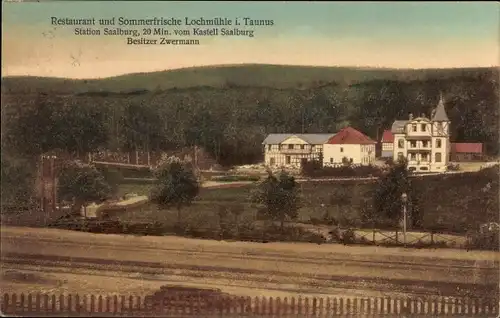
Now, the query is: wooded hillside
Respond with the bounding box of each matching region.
[2,64,498,166]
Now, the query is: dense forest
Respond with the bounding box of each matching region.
[1,65,498,166]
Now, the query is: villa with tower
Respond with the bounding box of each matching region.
[382,94,451,173]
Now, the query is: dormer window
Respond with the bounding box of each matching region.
[300,145,305,150]
[268,145,271,151]
[288,144,294,150]
[421,124,426,131]
[412,124,417,132]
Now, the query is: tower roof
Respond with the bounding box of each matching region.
[432,93,449,122]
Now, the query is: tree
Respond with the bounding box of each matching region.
[149,157,200,223]
[250,169,301,231]
[1,154,37,209]
[371,157,420,227]
[57,161,112,216]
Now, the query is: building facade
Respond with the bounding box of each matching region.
[323,127,376,166]
[390,95,450,172]
[450,143,483,161]
[380,130,394,158]
[262,134,335,169]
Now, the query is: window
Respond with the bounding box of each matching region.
[412,125,417,132]
[422,153,428,161]
[420,167,429,171]
[268,145,271,151]
[288,144,294,150]
[421,124,426,131]
[286,156,291,164]
[422,141,428,148]
[270,158,275,165]
[435,152,442,163]
[436,139,442,148]
[330,158,333,163]
[397,152,404,158]
[410,153,416,161]
[340,147,344,153]
[300,144,305,150]
[398,139,404,148]
[410,141,416,148]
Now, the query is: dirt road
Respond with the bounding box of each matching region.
[1,226,498,299]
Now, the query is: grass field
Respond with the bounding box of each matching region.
[117,165,499,236]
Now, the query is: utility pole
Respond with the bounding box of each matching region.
[401,193,408,247]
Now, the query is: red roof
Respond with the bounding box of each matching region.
[381,130,394,143]
[327,127,376,145]
[451,143,483,154]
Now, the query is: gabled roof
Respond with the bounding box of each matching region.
[262,133,336,145]
[432,94,450,122]
[381,130,394,143]
[326,127,376,145]
[391,120,408,133]
[451,143,483,154]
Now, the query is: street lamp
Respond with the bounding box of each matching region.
[401,193,408,247]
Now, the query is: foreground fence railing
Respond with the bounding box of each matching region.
[2,293,499,316]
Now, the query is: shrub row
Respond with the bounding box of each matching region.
[48,219,326,244]
[301,161,385,178]
[211,175,261,182]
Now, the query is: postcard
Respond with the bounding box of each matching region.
[1,1,499,316]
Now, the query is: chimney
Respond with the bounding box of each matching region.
[409,113,413,120]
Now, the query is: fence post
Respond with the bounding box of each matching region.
[50,294,56,312]
[27,293,33,313]
[269,297,273,315]
[75,294,80,314]
[97,295,103,313]
[2,293,9,314]
[319,297,324,316]
[312,297,317,316]
[67,294,72,313]
[34,293,40,313]
[253,296,259,315]
[105,296,111,314]
[276,297,281,316]
[136,295,141,313]
[12,294,18,315]
[298,297,302,316]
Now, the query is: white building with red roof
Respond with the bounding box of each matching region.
[323,127,377,166]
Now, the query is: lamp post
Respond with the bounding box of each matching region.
[401,193,408,247]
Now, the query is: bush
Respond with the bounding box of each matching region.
[301,161,384,178]
[466,230,499,251]
[211,175,261,182]
[259,224,326,244]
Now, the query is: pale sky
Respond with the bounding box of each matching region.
[2,1,499,79]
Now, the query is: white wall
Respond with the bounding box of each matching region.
[392,133,407,161]
[323,144,375,166]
